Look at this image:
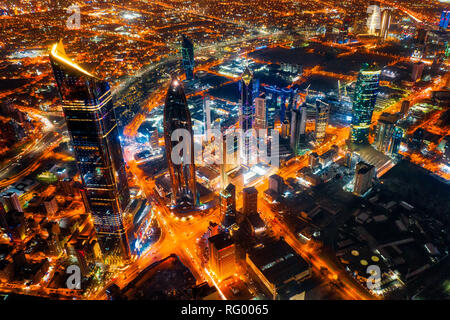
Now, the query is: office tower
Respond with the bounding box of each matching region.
[281,120,290,139]
[315,100,329,144]
[411,62,425,82]
[242,186,258,216]
[388,127,404,155]
[439,10,450,30]
[208,232,236,281]
[203,95,212,136]
[1,192,22,213]
[254,96,267,133]
[163,76,197,208]
[368,5,381,35]
[290,104,307,155]
[268,174,284,195]
[379,9,391,41]
[354,161,375,196]
[49,41,131,259]
[400,100,410,117]
[220,183,236,229]
[374,113,398,153]
[181,35,194,80]
[351,64,381,144]
[239,67,254,165]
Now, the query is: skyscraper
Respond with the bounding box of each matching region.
[181,35,194,80]
[242,186,258,216]
[379,9,391,41]
[220,183,236,229]
[354,161,375,196]
[290,104,306,155]
[439,10,450,30]
[239,67,255,165]
[208,232,236,281]
[351,64,381,144]
[163,76,197,209]
[315,100,329,144]
[374,113,398,153]
[203,95,212,136]
[254,96,267,133]
[49,41,130,259]
[388,127,404,155]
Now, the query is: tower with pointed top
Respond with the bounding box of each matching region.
[239,67,255,165]
[49,41,131,260]
[163,76,197,209]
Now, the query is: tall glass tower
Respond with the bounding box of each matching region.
[49,41,131,259]
[351,64,381,144]
[181,35,194,80]
[239,67,254,165]
[163,77,197,209]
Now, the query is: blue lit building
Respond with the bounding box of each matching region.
[439,10,450,30]
[351,64,381,144]
[181,35,195,80]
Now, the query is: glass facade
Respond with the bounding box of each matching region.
[181,35,194,80]
[50,41,131,259]
[163,77,197,209]
[351,64,381,144]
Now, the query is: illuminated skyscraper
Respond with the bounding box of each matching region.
[163,76,197,209]
[351,64,381,144]
[379,9,391,41]
[374,113,398,153]
[354,161,375,196]
[254,97,267,133]
[290,104,306,155]
[181,35,194,80]
[220,183,236,229]
[208,232,236,280]
[49,41,130,259]
[242,186,258,216]
[239,67,255,165]
[315,100,329,144]
[388,127,404,155]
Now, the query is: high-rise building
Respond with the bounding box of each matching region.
[268,174,284,195]
[351,64,381,144]
[315,100,329,144]
[208,232,236,281]
[379,9,391,41]
[254,96,267,133]
[49,41,131,259]
[181,35,194,80]
[203,95,212,136]
[411,62,425,82]
[239,67,255,165]
[242,186,258,216]
[354,161,375,196]
[388,127,404,155]
[163,76,197,209]
[374,113,398,153]
[309,152,319,170]
[290,104,306,155]
[1,192,22,213]
[220,183,236,229]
